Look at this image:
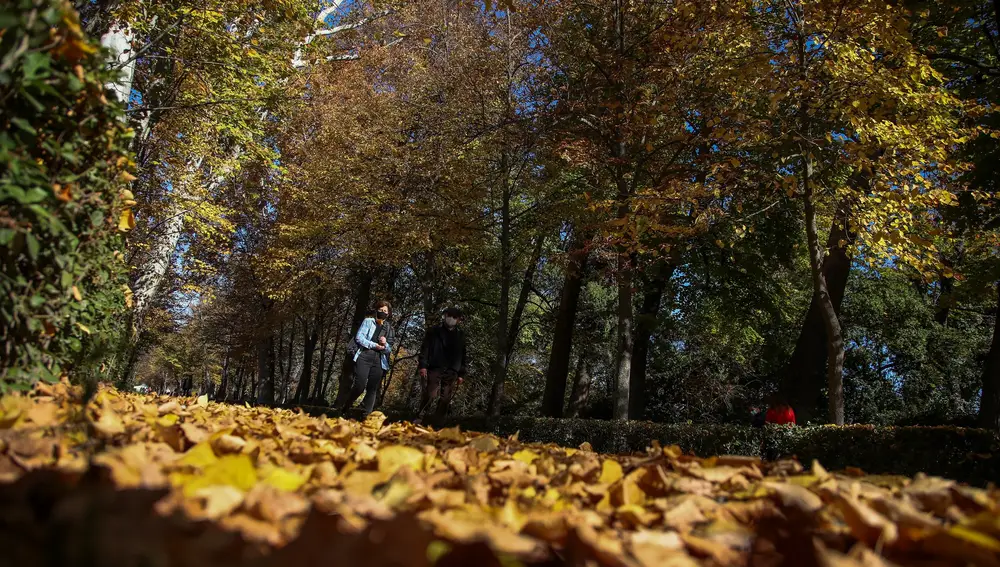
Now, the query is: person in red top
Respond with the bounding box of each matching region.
[765,401,796,425]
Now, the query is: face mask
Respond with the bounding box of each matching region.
[376,311,388,321]
[444,316,458,328]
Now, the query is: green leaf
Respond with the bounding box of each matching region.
[21,52,50,81]
[22,187,48,204]
[24,232,39,261]
[10,118,36,135]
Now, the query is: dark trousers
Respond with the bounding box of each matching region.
[418,369,457,423]
[342,350,384,416]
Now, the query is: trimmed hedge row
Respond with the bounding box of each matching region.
[284,404,1000,486]
[454,417,1000,487]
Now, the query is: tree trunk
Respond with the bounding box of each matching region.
[100,23,135,107]
[979,283,1000,432]
[280,319,297,404]
[488,155,513,417]
[629,257,678,420]
[781,205,852,421]
[334,271,373,408]
[541,231,591,417]
[566,355,591,418]
[294,311,322,403]
[311,325,329,401]
[231,362,244,403]
[613,251,634,420]
[320,305,351,401]
[507,235,545,360]
[421,250,438,327]
[214,349,230,401]
[126,207,184,355]
[380,312,413,406]
[802,160,845,425]
[935,244,962,325]
[256,333,276,405]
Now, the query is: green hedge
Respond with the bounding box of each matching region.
[456,417,1000,487]
[287,404,1000,486]
[1,0,133,389]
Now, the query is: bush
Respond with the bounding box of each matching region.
[287,400,1000,486]
[447,416,1000,486]
[1,0,133,390]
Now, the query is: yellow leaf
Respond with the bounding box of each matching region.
[183,454,257,496]
[260,465,307,492]
[947,525,1000,552]
[180,442,219,469]
[118,209,135,232]
[377,444,425,475]
[196,394,208,408]
[512,449,539,465]
[71,285,82,301]
[76,322,91,335]
[157,413,179,427]
[600,459,623,484]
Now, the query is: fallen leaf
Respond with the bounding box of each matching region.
[194,484,245,520]
[600,459,624,484]
[832,492,898,547]
[377,444,425,475]
[469,435,500,453]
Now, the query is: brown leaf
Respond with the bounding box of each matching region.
[469,435,500,453]
[629,531,697,567]
[92,399,125,437]
[831,492,898,547]
[764,481,824,517]
[26,401,59,426]
[157,400,182,416]
[245,482,309,523]
[193,484,245,520]
[180,422,208,444]
[681,532,743,565]
[213,434,247,455]
[659,496,709,530]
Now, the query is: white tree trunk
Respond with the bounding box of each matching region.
[131,207,184,331]
[100,23,135,105]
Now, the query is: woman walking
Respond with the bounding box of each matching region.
[339,300,394,417]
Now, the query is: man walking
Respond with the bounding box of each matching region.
[416,307,468,425]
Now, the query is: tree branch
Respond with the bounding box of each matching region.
[923,51,1000,77]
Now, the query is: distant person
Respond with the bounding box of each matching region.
[339,300,394,417]
[416,307,468,425]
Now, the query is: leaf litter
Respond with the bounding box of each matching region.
[0,380,998,567]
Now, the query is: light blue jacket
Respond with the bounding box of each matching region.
[353,317,392,371]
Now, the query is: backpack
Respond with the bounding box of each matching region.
[345,319,391,358]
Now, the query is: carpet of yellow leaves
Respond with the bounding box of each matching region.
[1,380,999,567]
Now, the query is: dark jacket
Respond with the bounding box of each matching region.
[418,324,468,376]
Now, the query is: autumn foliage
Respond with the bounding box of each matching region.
[0,0,134,388]
[1,382,999,566]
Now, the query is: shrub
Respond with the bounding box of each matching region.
[450,417,1000,486]
[1,0,134,390]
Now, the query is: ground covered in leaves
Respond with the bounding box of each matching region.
[1,382,999,567]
